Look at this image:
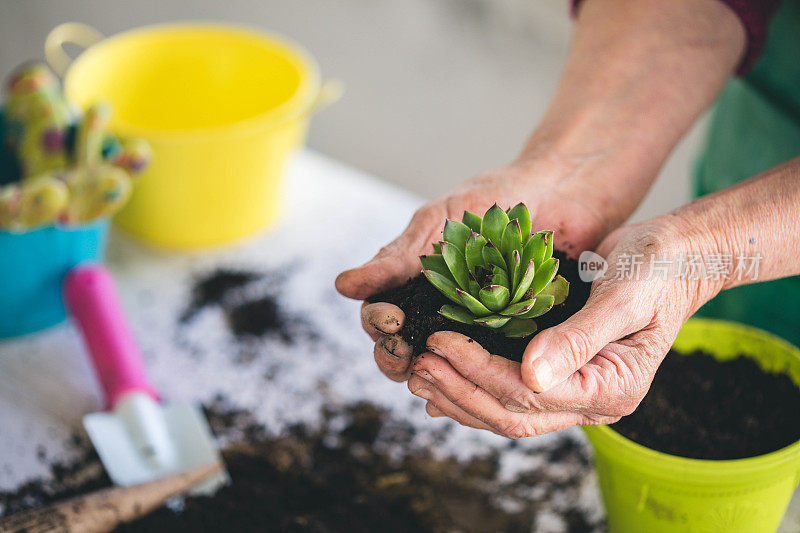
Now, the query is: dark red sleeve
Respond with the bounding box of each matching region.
[570,0,782,75]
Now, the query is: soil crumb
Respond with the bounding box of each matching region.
[369,251,591,361]
[612,351,800,459]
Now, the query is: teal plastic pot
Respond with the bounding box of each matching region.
[0,221,109,338]
[583,318,800,533]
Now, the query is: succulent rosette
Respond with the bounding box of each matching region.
[420,203,569,338]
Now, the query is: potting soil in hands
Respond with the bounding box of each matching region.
[612,351,800,460]
[369,251,591,362]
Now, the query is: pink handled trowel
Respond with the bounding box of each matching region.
[64,264,227,494]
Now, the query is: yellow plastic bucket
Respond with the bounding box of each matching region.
[583,318,800,533]
[46,22,341,249]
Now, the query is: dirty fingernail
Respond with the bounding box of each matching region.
[531,358,554,392]
[504,403,525,413]
[379,336,401,358]
[413,388,432,400]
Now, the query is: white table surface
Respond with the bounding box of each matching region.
[0,150,796,532]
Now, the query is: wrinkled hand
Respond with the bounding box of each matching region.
[336,158,612,382]
[408,216,721,437]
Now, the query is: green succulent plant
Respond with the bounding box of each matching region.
[420,203,569,338]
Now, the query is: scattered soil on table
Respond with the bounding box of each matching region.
[226,295,295,342]
[181,269,260,323]
[116,400,597,533]
[179,266,311,346]
[369,251,591,361]
[1,401,600,533]
[612,351,800,460]
[0,433,109,517]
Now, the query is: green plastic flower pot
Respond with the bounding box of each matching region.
[583,318,800,533]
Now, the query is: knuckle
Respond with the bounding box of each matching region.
[375,243,395,259]
[615,397,643,418]
[411,205,439,227]
[611,376,650,417]
[455,383,480,405]
[443,197,466,219]
[582,414,621,426]
[558,326,596,368]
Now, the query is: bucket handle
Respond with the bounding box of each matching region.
[45,22,105,77]
[45,22,342,117]
[308,78,344,117]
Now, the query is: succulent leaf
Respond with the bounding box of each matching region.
[542,230,554,262]
[509,249,522,293]
[525,232,548,270]
[506,203,532,242]
[432,242,442,254]
[478,285,510,312]
[462,210,482,233]
[483,241,506,271]
[492,266,509,289]
[420,254,452,280]
[439,305,475,325]
[456,288,493,317]
[473,315,512,328]
[515,294,555,318]
[540,275,569,305]
[443,219,471,250]
[501,318,538,338]
[468,279,481,298]
[480,204,509,246]
[501,219,522,269]
[511,260,536,304]
[530,257,558,296]
[500,298,535,316]
[423,269,462,305]
[465,232,488,275]
[442,241,471,290]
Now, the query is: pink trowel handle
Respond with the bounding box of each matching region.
[63,263,160,410]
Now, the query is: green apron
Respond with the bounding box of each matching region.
[693,0,800,346]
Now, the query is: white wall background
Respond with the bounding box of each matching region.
[0,0,702,222]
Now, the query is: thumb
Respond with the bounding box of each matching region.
[521,288,636,393]
[335,209,437,300]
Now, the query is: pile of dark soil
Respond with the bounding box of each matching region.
[227,296,292,341]
[369,252,591,361]
[116,402,546,533]
[1,401,599,533]
[180,268,304,343]
[612,351,800,460]
[180,269,259,323]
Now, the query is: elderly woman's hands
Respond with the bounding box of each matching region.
[408,215,724,437]
[337,156,616,383]
[335,0,760,437]
[406,152,800,438]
